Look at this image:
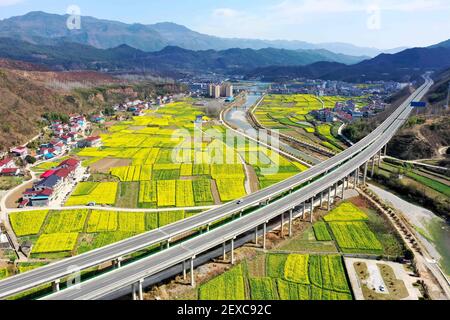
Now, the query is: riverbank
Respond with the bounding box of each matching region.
[369,184,450,278]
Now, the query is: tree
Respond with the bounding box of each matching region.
[25,155,36,164]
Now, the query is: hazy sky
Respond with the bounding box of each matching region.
[0,0,449,49]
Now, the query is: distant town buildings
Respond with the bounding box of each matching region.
[208,83,234,99]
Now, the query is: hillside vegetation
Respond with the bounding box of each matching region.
[0,67,181,150]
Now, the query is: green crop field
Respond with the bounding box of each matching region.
[406,171,450,197]
[284,254,310,284]
[200,253,352,300]
[249,278,278,300]
[313,222,333,241]
[9,210,48,237]
[0,268,8,280]
[192,179,214,205]
[199,265,246,300]
[87,210,118,232]
[44,210,89,234]
[328,222,383,253]
[322,202,383,253]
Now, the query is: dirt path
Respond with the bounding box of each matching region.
[210,180,222,205]
[5,180,33,209]
[246,165,260,193]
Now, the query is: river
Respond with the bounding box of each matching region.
[224,93,322,165]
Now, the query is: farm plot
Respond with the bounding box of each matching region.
[71,182,99,196]
[192,179,214,205]
[138,181,157,207]
[215,178,247,202]
[201,253,352,300]
[65,182,118,206]
[87,210,118,233]
[32,233,79,254]
[323,202,368,222]
[9,210,49,237]
[249,278,278,300]
[313,222,333,241]
[157,180,176,207]
[199,265,246,300]
[115,182,139,208]
[158,211,185,227]
[284,254,310,285]
[328,222,383,253]
[276,279,311,300]
[175,180,195,207]
[118,212,146,233]
[44,210,89,234]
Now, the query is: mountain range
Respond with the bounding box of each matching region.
[245,46,450,82]
[1,11,450,82]
[0,11,405,57]
[0,37,369,76]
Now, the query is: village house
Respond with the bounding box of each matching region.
[10,146,29,159]
[21,158,81,207]
[0,168,21,177]
[0,158,15,170]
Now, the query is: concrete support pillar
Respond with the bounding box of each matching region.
[166,239,170,249]
[132,283,137,300]
[320,192,323,207]
[206,224,210,232]
[183,260,187,280]
[52,279,60,292]
[378,149,382,167]
[334,183,338,198]
[363,162,369,185]
[302,202,305,219]
[327,187,331,211]
[289,209,293,238]
[371,156,376,177]
[255,226,258,245]
[280,212,284,237]
[346,176,349,189]
[341,178,345,199]
[138,279,144,301]
[310,197,314,224]
[263,223,267,250]
[231,238,235,265]
[353,171,357,189]
[190,257,196,288]
[356,167,360,186]
[222,242,227,261]
[383,144,388,156]
[239,210,243,218]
